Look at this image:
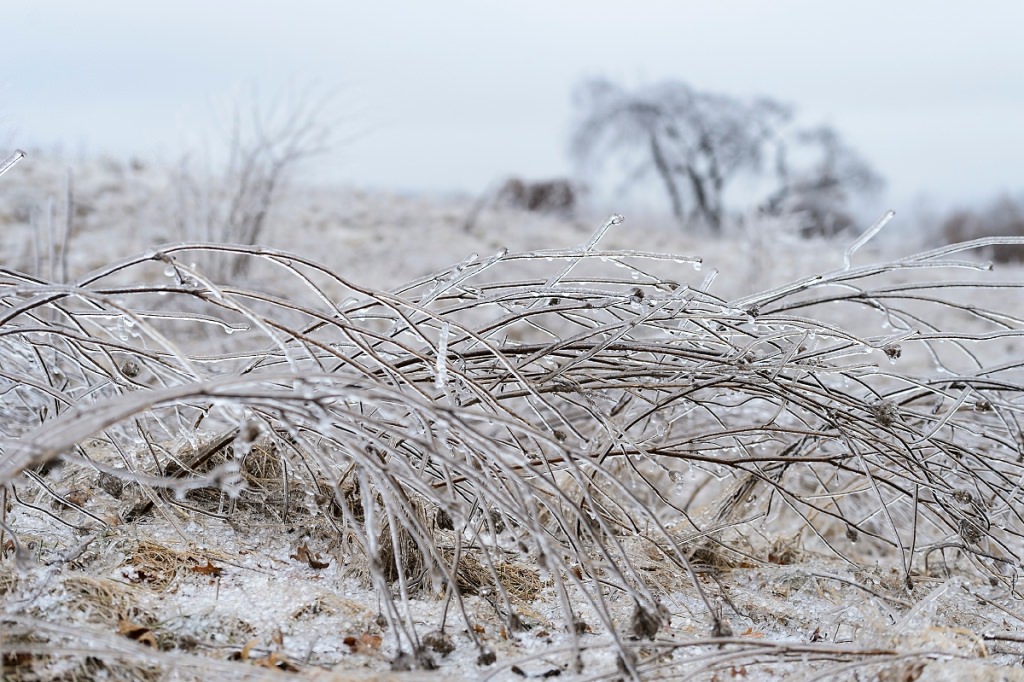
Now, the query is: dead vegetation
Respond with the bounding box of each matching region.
[4,198,1024,679]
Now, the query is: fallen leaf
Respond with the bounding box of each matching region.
[343,633,382,653]
[118,619,157,647]
[191,559,223,577]
[240,638,259,661]
[255,651,300,672]
[739,627,764,638]
[3,652,33,668]
[65,487,92,506]
[290,542,330,569]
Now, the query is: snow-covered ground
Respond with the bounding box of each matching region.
[3,154,1024,681]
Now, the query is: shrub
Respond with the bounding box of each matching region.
[940,194,1024,262]
[4,210,1024,678]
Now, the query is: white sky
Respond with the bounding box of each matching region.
[4,1,1023,211]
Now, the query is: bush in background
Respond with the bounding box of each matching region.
[940,193,1024,262]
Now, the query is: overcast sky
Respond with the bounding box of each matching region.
[4,1,1023,212]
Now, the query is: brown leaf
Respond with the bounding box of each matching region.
[290,542,330,569]
[3,652,33,668]
[65,487,92,506]
[118,619,157,647]
[255,652,300,672]
[191,559,223,577]
[343,633,382,653]
[240,638,259,661]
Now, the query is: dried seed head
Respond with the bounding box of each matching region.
[883,344,902,360]
[951,489,974,506]
[959,518,987,544]
[97,471,125,499]
[421,630,455,655]
[868,400,900,427]
[434,507,454,530]
[237,420,261,444]
[631,601,668,640]
[711,617,733,638]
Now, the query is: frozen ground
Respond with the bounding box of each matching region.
[3,155,1024,680]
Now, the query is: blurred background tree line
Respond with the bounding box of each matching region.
[4,77,1023,264]
[565,77,1024,259]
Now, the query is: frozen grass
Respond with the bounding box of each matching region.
[4,174,1024,679]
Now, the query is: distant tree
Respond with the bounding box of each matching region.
[570,78,882,235]
[762,125,884,236]
[570,78,790,231]
[175,87,335,278]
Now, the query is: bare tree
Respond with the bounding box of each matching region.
[176,88,335,278]
[570,78,790,232]
[763,124,884,236]
[571,78,883,236]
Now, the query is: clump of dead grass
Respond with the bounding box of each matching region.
[125,540,227,591]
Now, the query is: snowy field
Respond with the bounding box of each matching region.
[3,155,1024,681]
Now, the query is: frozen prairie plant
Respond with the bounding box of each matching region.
[3,158,1024,681]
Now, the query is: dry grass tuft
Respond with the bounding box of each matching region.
[62,574,150,626]
[126,541,227,591]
